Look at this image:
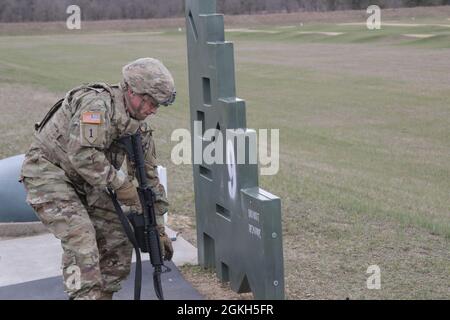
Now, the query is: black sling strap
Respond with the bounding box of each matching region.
[35,98,64,132]
[107,188,143,300]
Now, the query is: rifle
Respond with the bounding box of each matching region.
[107,132,171,300]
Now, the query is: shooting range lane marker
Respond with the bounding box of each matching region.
[225,28,280,34]
[296,31,345,36]
[402,33,436,38]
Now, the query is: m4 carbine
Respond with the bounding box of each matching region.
[108,132,170,300]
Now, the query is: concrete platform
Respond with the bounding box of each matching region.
[0,227,201,300]
[0,261,202,300]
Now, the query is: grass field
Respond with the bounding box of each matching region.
[0,8,449,299]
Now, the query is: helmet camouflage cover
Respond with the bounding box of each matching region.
[122,57,176,106]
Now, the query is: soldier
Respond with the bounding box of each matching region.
[20,57,176,300]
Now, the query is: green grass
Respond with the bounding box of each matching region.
[225,23,450,48]
[242,61,450,238]
[1,20,449,299]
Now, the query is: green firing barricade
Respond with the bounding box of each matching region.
[185,0,285,299]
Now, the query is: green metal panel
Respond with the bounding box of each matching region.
[185,0,284,299]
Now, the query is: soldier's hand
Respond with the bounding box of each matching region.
[116,180,141,210]
[157,226,174,261]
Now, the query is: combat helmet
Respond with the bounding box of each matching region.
[122,57,176,106]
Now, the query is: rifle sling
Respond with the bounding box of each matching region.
[107,188,142,300]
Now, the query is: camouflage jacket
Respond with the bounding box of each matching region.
[20,83,168,217]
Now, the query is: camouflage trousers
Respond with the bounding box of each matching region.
[22,177,133,300]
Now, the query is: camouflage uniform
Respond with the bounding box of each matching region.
[20,59,173,299]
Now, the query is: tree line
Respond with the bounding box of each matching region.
[1,0,449,23]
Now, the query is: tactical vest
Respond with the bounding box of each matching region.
[35,83,115,133]
[33,83,127,189]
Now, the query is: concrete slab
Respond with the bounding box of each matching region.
[0,233,62,287]
[0,261,203,300]
[165,227,198,266]
[0,227,200,299]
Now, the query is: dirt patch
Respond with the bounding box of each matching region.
[179,265,254,300]
[167,214,197,247]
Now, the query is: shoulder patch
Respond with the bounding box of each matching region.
[81,111,102,124]
[80,111,105,147]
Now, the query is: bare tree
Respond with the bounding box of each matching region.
[1,0,449,22]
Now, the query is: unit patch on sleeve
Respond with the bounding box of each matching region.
[80,111,105,147]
